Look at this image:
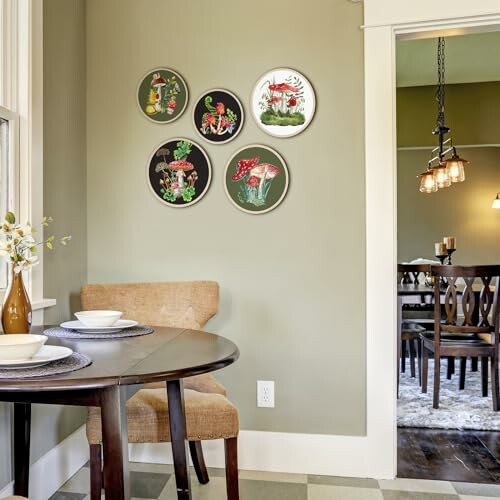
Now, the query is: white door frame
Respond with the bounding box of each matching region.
[364,1,500,480]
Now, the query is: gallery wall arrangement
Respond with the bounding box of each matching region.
[138,66,316,214]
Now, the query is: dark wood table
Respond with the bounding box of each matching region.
[0,326,239,500]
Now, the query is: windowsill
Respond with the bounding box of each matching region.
[32,298,57,311]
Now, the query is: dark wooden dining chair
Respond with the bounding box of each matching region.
[81,282,239,500]
[398,264,432,382]
[420,265,500,410]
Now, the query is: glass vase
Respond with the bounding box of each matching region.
[2,267,32,334]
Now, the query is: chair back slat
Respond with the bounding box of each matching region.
[431,265,500,343]
[397,264,431,285]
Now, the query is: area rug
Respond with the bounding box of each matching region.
[398,359,500,431]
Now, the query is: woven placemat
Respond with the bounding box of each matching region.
[43,325,154,339]
[0,352,92,379]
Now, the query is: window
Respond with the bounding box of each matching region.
[0,0,43,300]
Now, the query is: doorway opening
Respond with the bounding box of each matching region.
[395,30,500,483]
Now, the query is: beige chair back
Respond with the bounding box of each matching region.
[81,281,219,329]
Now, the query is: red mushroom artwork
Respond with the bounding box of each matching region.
[148,138,212,207]
[193,89,244,144]
[251,68,316,138]
[137,68,188,124]
[224,145,289,214]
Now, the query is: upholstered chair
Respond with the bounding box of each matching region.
[81,282,239,500]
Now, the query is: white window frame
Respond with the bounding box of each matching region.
[1,0,46,312]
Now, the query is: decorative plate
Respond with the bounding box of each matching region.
[251,68,316,138]
[0,346,73,369]
[224,145,289,214]
[193,89,244,144]
[137,68,188,123]
[147,138,212,208]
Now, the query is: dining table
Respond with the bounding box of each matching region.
[0,325,239,500]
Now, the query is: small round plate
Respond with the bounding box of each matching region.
[60,319,139,333]
[0,345,73,369]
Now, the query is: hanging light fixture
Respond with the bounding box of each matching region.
[417,37,469,193]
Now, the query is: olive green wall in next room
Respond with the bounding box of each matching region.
[397,83,500,265]
[86,0,366,436]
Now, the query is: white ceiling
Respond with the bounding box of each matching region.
[396,31,500,87]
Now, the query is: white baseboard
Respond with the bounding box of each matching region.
[130,430,394,479]
[0,425,89,500]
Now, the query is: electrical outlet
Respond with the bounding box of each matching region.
[257,380,275,408]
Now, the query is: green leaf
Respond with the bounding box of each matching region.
[46,242,53,250]
[5,212,15,224]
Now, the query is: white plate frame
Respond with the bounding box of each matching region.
[251,67,316,138]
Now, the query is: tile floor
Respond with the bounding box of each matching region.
[50,461,500,499]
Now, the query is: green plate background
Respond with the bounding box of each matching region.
[225,145,289,214]
[137,68,188,123]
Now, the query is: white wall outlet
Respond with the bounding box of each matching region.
[257,380,275,408]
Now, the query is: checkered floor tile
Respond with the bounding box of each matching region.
[50,461,500,499]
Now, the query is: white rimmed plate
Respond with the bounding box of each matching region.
[0,345,73,369]
[60,319,139,334]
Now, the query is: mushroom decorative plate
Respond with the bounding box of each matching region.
[193,89,244,144]
[137,68,188,123]
[251,68,316,138]
[147,138,212,207]
[224,145,289,214]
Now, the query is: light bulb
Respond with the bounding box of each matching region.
[433,163,451,188]
[446,153,468,183]
[492,193,500,209]
[419,170,438,193]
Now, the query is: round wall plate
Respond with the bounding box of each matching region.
[137,68,188,124]
[193,88,244,144]
[147,138,211,208]
[224,144,289,214]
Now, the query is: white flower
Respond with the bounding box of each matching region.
[0,221,14,234]
[15,224,32,239]
[14,256,39,274]
[0,239,16,257]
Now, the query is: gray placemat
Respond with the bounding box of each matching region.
[43,325,154,339]
[0,352,92,379]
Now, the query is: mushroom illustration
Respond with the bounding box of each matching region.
[267,95,282,113]
[246,175,260,188]
[168,160,194,190]
[231,157,260,181]
[151,73,167,111]
[268,83,299,113]
[249,163,280,200]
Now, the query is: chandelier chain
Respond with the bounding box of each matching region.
[436,37,446,129]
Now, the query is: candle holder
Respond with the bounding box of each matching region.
[446,248,456,265]
[436,254,447,265]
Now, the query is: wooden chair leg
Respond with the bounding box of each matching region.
[89,444,102,500]
[224,437,239,500]
[421,346,428,394]
[459,357,467,390]
[433,354,440,409]
[447,356,454,380]
[417,339,422,386]
[409,340,416,378]
[189,440,209,485]
[471,356,479,372]
[401,340,407,373]
[492,356,499,412]
[481,357,489,397]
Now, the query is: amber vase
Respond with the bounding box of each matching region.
[1,268,32,334]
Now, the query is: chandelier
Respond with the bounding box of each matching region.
[418,37,469,193]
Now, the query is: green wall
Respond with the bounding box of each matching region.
[86,0,366,435]
[397,82,500,147]
[397,83,500,265]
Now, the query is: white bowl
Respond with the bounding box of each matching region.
[0,334,48,361]
[74,310,123,327]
